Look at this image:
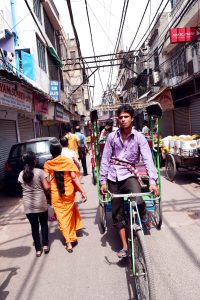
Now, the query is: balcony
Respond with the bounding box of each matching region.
[42,0,61,30]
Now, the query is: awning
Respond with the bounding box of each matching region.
[48,47,63,68]
[146,87,168,102]
[137,90,152,101]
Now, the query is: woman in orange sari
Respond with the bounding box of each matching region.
[44,142,87,253]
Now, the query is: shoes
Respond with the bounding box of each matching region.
[36,250,43,257]
[43,246,50,254]
[83,173,88,176]
[117,249,128,258]
[141,214,151,229]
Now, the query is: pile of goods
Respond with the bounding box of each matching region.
[162,134,200,157]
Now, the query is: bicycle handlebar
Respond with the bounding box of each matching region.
[107,190,153,199]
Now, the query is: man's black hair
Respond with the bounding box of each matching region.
[75,126,80,132]
[116,104,134,118]
[60,136,68,147]
[65,124,71,133]
[105,120,113,126]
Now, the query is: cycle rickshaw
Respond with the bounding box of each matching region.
[90,102,162,300]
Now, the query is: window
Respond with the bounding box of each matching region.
[36,36,46,72]
[85,99,89,110]
[43,9,56,48]
[33,0,42,24]
[153,48,159,71]
[70,51,76,59]
[15,48,35,80]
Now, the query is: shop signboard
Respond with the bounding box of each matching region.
[0,81,32,112]
[170,27,197,43]
[63,111,70,123]
[34,93,48,115]
[49,81,60,101]
[55,103,63,121]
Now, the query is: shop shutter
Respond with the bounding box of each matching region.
[41,125,50,137]
[190,99,200,135]
[0,119,17,183]
[49,124,60,138]
[160,111,173,137]
[174,107,190,135]
[18,115,35,142]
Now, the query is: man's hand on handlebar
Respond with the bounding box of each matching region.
[100,184,107,195]
[149,184,159,197]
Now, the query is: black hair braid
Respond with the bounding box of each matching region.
[22,151,36,183]
[23,164,34,183]
[54,171,65,196]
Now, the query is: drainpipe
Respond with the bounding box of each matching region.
[10,0,18,46]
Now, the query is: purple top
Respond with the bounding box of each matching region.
[100,128,158,185]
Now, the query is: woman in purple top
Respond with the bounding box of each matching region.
[100,104,159,258]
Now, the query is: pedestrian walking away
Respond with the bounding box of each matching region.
[75,126,88,176]
[18,151,50,257]
[44,141,87,253]
[65,124,80,158]
[100,104,159,258]
[60,136,81,170]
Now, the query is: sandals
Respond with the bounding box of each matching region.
[141,214,151,229]
[36,250,43,257]
[117,249,128,258]
[43,246,50,254]
[65,243,73,253]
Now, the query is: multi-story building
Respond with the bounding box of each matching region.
[120,0,200,137]
[0,0,86,186]
[67,38,90,134]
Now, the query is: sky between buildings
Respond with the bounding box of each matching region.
[56,0,171,106]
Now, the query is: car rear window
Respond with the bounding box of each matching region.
[10,141,51,158]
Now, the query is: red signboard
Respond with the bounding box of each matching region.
[170,27,197,43]
[34,93,48,114]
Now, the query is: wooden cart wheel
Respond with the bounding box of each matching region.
[98,204,106,234]
[165,153,177,181]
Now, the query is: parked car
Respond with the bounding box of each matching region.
[4,137,58,195]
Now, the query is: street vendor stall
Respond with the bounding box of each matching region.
[163,134,200,181]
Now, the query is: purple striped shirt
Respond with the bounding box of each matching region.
[100,128,158,185]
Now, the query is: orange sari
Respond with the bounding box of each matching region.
[44,155,83,243]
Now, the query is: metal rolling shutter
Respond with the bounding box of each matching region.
[190,99,200,135]
[41,125,50,137]
[160,111,173,137]
[49,125,60,138]
[0,119,17,182]
[18,115,35,142]
[174,107,190,135]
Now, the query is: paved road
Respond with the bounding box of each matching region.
[0,165,200,300]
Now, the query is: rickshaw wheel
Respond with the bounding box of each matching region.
[165,153,176,181]
[98,204,106,234]
[92,169,97,185]
[134,230,156,300]
[152,198,162,230]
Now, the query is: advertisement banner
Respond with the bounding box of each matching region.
[49,81,60,101]
[34,93,48,114]
[170,27,197,43]
[0,81,32,112]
